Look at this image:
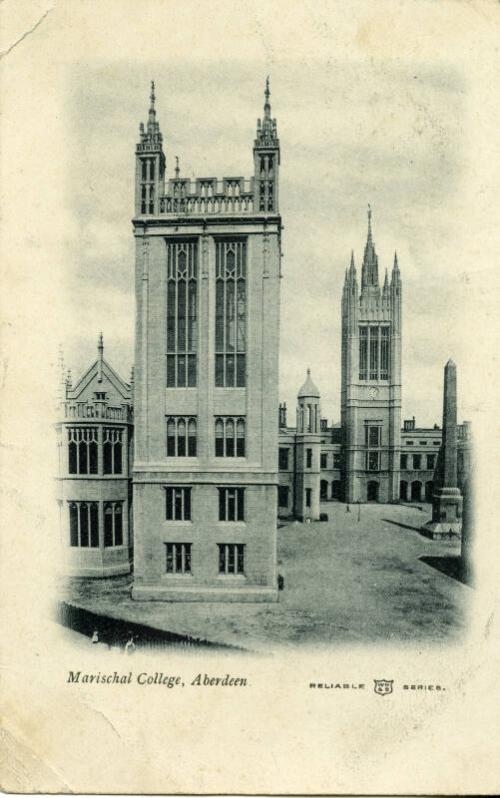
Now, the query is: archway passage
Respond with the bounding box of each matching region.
[331,480,341,500]
[411,481,422,502]
[367,481,379,502]
[320,480,328,500]
[425,481,434,502]
[400,480,408,501]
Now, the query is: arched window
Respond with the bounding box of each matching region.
[69,501,98,547]
[215,240,246,387]
[177,418,186,456]
[104,501,124,547]
[320,480,328,500]
[188,418,197,457]
[68,427,98,475]
[236,419,245,457]
[166,240,198,387]
[103,428,123,474]
[225,419,235,457]
[215,418,224,457]
[166,417,197,457]
[411,481,422,502]
[214,417,246,458]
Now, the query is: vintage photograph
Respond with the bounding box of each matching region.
[2,1,499,794]
[55,63,473,653]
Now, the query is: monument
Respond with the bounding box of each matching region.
[421,359,463,539]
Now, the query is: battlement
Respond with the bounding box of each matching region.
[159,176,257,216]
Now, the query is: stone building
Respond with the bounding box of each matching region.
[57,83,474,584]
[56,336,133,577]
[131,81,281,601]
[340,208,402,503]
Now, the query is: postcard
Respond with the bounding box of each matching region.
[1,0,499,794]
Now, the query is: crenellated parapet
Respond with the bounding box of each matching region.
[135,79,280,219]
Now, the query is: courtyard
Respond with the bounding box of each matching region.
[59,502,469,652]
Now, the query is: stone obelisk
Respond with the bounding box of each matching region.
[422,359,463,539]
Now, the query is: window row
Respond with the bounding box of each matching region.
[166,239,247,388]
[165,543,245,575]
[67,427,123,475]
[165,487,245,522]
[359,325,390,381]
[165,417,246,458]
[68,501,123,548]
[401,453,436,471]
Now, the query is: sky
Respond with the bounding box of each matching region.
[63,58,470,427]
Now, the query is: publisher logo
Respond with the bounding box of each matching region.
[374,679,393,696]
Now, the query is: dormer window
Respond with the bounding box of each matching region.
[94,392,107,401]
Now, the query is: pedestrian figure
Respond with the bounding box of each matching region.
[346,504,350,513]
[91,629,99,645]
[124,634,136,655]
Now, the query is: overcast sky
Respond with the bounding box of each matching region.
[64,58,470,426]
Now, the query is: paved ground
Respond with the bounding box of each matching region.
[59,502,470,652]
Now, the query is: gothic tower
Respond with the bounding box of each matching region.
[340,208,402,503]
[294,370,322,521]
[132,81,281,602]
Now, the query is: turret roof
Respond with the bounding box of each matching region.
[298,368,320,398]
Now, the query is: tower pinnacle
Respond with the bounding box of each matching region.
[361,204,379,289]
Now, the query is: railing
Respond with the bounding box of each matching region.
[64,403,132,421]
[160,193,255,215]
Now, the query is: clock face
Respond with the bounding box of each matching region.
[368,387,379,400]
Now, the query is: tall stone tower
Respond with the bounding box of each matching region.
[340,208,402,503]
[294,370,322,521]
[131,81,281,602]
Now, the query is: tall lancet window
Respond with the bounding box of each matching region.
[359,327,368,381]
[380,326,390,380]
[215,240,247,387]
[166,240,198,387]
[369,326,379,381]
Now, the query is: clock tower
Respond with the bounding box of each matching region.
[340,208,402,503]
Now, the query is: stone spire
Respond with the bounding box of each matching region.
[255,76,279,146]
[383,267,389,298]
[361,204,379,289]
[139,80,163,147]
[97,332,104,383]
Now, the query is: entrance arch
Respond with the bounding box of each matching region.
[331,480,341,500]
[400,480,408,501]
[411,481,422,502]
[320,480,328,500]
[425,481,434,502]
[367,481,379,502]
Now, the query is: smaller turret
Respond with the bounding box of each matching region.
[253,78,280,213]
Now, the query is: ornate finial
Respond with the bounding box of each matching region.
[150,80,155,109]
[66,368,72,387]
[307,367,310,376]
[393,251,399,269]
[175,156,180,178]
[264,76,271,116]
[98,332,104,357]
[350,250,355,268]
[367,204,372,238]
